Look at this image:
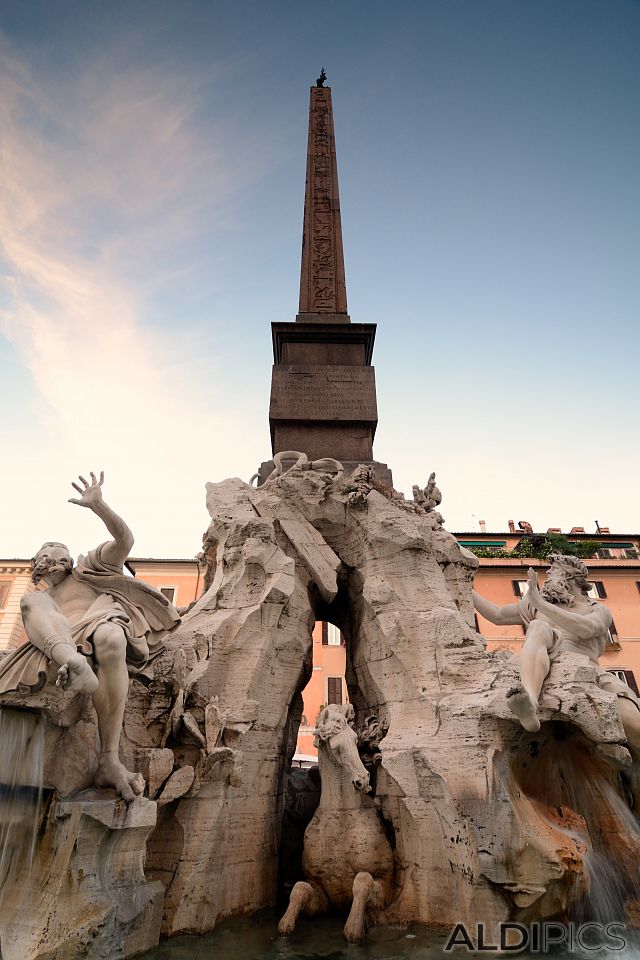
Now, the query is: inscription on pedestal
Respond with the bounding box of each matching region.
[270,366,377,422]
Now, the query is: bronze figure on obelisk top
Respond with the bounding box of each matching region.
[260,78,392,486]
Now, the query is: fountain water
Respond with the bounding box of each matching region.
[513,721,640,927]
[0,708,44,912]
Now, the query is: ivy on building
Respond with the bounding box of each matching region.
[471,533,600,561]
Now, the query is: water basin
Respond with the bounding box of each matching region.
[140,914,640,959]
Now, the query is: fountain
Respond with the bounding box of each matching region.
[0,460,639,958]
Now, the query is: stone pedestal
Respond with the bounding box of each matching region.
[268,322,386,472]
[0,796,162,960]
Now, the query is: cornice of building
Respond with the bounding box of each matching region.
[453,532,640,539]
[477,558,640,569]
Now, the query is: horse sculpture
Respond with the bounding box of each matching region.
[278,703,395,942]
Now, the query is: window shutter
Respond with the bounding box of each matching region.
[624,671,640,697]
[327,677,342,704]
[512,580,521,597]
[0,580,11,608]
[321,622,328,645]
[594,581,607,599]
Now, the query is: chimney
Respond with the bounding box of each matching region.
[570,527,585,534]
[479,520,486,533]
[508,520,516,533]
[598,527,610,534]
[547,527,561,534]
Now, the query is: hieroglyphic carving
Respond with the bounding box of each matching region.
[311,88,335,309]
[299,85,347,315]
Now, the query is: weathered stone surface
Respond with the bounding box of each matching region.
[4,461,637,953]
[157,766,195,806]
[131,463,637,939]
[0,797,162,960]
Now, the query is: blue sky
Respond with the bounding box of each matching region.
[1,0,639,558]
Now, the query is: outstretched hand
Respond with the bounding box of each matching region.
[527,567,541,605]
[69,471,104,509]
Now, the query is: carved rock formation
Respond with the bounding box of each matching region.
[133,464,638,937]
[1,462,638,954]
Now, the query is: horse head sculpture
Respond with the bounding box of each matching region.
[315,704,370,794]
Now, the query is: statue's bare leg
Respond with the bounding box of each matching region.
[91,623,144,802]
[507,621,555,733]
[277,880,329,935]
[20,593,98,694]
[343,871,385,943]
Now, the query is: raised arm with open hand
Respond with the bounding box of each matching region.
[69,471,134,568]
[69,471,105,508]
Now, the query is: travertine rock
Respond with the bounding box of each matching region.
[3,461,637,954]
[132,463,636,938]
[0,797,162,960]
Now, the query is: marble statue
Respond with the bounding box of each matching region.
[473,554,640,803]
[278,703,395,943]
[0,472,180,800]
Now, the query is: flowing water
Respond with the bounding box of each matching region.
[512,723,640,928]
[0,707,44,909]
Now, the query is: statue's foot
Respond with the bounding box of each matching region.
[277,915,296,937]
[343,916,366,944]
[56,654,99,694]
[95,753,145,802]
[506,684,541,732]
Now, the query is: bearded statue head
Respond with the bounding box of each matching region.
[540,554,590,606]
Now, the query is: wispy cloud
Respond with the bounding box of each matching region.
[0,34,264,555]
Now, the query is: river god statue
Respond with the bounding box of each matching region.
[473,554,640,804]
[0,472,180,800]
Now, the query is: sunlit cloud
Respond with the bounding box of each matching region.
[0,33,264,556]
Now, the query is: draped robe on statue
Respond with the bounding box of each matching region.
[0,543,180,696]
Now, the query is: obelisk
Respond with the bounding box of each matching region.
[260,72,391,485]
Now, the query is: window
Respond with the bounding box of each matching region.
[473,614,480,632]
[321,622,344,646]
[512,580,529,598]
[159,586,177,603]
[0,581,10,608]
[587,581,607,599]
[327,677,342,705]
[606,618,619,647]
[301,714,308,726]
[608,669,640,697]
[597,544,639,560]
